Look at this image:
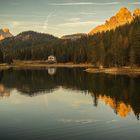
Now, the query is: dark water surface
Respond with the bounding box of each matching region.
[0,68,140,140]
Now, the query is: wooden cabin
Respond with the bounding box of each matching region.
[47,55,57,64]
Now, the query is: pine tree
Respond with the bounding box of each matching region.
[98,40,105,68]
[0,49,4,64]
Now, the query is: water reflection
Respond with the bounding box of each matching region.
[99,96,132,118]
[0,68,140,119]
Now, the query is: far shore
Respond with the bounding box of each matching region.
[0,60,93,70]
[0,61,140,76]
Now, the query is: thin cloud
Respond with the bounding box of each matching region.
[80,12,96,15]
[49,2,120,6]
[43,11,56,31]
[58,21,103,27]
[9,21,39,27]
[67,18,81,22]
[10,21,59,32]
[57,119,101,123]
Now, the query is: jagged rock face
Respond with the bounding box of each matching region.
[89,7,139,35]
[115,7,133,23]
[0,28,13,40]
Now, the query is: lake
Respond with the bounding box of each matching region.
[0,68,140,140]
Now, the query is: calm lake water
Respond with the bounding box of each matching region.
[0,68,140,140]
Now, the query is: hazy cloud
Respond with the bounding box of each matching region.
[11,21,20,27]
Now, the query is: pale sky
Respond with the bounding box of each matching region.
[0,0,139,37]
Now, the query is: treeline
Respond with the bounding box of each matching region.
[0,17,140,67]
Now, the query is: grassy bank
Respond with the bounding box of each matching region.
[0,60,93,70]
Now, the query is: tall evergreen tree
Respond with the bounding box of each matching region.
[0,49,4,64]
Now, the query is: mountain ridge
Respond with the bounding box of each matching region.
[0,31,58,49]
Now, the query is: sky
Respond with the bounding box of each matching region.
[0,0,140,37]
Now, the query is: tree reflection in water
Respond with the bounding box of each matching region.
[0,68,140,119]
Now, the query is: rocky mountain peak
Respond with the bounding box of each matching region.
[117,7,131,15]
[2,28,10,33]
[89,7,138,35]
[115,7,133,25]
[0,27,13,41]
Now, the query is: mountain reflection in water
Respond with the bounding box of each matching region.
[0,84,10,97]
[0,68,140,120]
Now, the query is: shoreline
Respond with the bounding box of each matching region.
[0,61,140,76]
[0,61,93,70]
[86,67,140,76]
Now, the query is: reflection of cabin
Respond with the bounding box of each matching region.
[48,68,56,75]
[47,55,57,64]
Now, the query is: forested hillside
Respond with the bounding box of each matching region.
[0,31,58,64]
[0,17,140,67]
